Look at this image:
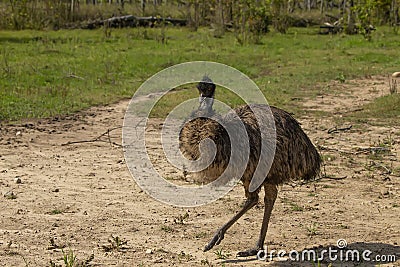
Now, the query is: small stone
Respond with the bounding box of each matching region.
[381,189,389,196]
[14,177,22,184]
[4,191,16,199]
[146,249,153,254]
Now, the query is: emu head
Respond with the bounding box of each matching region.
[197,76,216,115]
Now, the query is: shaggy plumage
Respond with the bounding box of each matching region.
[179,77,321,257]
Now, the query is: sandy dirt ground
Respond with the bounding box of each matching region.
[0,76,399,267]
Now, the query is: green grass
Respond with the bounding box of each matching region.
[101,235,128,252]
[346,94,400,125]
[214,248,231,260]
[49,209,63,215]
[321,154,337,162]
[282,197,304,212]
[1,26,400,121]
[160,225,174,233]
[306,222,319,236]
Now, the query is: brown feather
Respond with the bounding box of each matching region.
[179,104,321,195]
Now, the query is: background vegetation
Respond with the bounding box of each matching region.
[0,0,399,123]
[1,26,399,122]
[0,0,398,34]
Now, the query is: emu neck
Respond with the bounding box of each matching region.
[180,116,228,162]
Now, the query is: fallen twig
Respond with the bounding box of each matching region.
[62,126,123,147]
[328,125,352,134]
[356,147,390,154]
[318,145,391,155]
[369,161,392,174]
[320,175,348,180]
[318,145,355,155]
[288,175,348,187]
[66,73,85,80]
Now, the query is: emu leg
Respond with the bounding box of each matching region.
[203,195,259,252]
[237,183,278,257]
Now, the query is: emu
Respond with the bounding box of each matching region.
[179,76,321,257]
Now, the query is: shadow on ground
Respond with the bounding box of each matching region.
[222,242,399,266]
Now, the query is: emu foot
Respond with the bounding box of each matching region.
[204,230,225,252]
[237,247,261,257]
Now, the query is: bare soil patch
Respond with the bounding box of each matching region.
[0,76,399,266]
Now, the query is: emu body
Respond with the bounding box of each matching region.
[179,78,321,256]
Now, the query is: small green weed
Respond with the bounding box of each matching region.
[195,232,207,239]
[201,258,213,266]
[336,73,346,83]
[306,223,319,236]
[49,248,94,267]
[49,209,63,215]
[62,249,76,267]
[282,198,304,212]
[174,212,189,224]
[321,154,336,162]
[214,248,231,260]
[161,225,174,233]
[102,235,128,252]
[4,192,17,199]
[177,251,194,262]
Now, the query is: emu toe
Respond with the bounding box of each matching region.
[237,247,261,257]
[204,230,225,252]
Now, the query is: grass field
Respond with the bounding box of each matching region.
[1,26,399,122]
[1,26,400,267]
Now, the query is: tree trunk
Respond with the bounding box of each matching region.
[346,0,356,34]
[320,0,324,13]
[141,0,146,15]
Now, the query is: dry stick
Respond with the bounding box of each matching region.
[122,117,147,146]
[61,117,148,148]
[66,73,85,80]
[320,174,348,180]
[356,147,391,154]
[61,126,123,147]
[107,128,114,145]
[369,161,392,174]
[300,175,347,185]
[318,145,391,155]
[318,145,355,155]
[286,175,348,188]
[327,124,352,134]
